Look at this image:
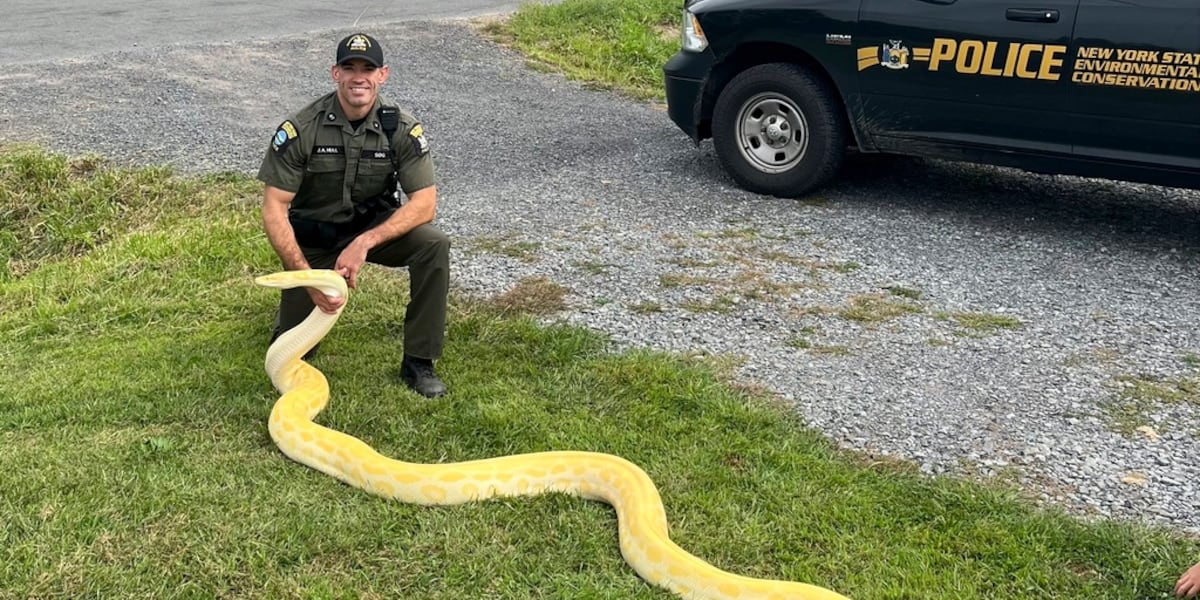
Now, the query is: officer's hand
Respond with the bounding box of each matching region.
[1178,563,1200,598]
[306,287,345,314]
[335,242,369,290]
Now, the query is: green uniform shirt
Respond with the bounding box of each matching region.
[257,92,435,224]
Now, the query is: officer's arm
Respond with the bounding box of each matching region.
[354,185,437,250]
[262,185,309,271]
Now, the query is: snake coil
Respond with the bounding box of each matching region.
[255,269,849,600]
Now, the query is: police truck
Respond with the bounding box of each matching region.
[663,0,1200,197]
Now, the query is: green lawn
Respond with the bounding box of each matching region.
[2,140,1197,600]
[481,0,682,100]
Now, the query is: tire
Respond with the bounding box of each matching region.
[711,63,847,198]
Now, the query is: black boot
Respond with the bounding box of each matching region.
[400,356,447,398]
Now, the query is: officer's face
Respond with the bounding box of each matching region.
[332,59,390,115]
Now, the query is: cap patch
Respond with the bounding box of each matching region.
[347,35,371,53]
[272,121,298,154]
[409,123,429,155]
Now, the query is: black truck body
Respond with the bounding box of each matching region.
[664,0,1200,196]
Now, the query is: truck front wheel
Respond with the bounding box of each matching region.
[711,63,846,198]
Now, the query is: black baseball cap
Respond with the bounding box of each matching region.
[336,33,384,67]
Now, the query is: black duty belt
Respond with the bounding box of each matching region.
[290,203,394,250]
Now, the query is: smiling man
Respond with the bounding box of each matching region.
[256,33,450,398]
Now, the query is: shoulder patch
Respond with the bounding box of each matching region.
[409,123,429,156]
[271,120,299,154]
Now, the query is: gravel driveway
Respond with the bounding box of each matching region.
[2,20,1199,535]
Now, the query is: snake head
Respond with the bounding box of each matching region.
[255,269,349,299]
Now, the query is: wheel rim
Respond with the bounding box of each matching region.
[735,92,809,174]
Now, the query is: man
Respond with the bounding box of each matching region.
[257,32,450,398]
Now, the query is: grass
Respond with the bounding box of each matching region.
[786,328,851,356]
[486,275,570,315]
[2,142,1199,599]
[1101,372,1200,436]
[702,227,761,241]
[1183,353,1200,368]
[479,0,682,101]
[574,260,612,275]
[659,266,806,308]
[467,234,543,262]
[0,144,257,282]
[839,294,924,324]
[885,286,924,301]
[787,338,851,357]
[678,295,737,314]
[935,311,1025,337]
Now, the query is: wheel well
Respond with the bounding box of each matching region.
[698,43,851,143]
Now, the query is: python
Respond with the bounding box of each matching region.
[255,269,851,600]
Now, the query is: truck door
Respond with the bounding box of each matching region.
[857,0,1079,155]
[1069,1,1200,177]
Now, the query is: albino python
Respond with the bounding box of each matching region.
[256,269,850,600]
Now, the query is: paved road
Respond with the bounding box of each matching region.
[1,0,523,63]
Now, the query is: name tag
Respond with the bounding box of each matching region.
[361,149,392,160]
[314,146,345,155]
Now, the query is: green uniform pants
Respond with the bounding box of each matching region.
[272,224,450,360]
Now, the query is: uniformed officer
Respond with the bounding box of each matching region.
[257,32,449,398]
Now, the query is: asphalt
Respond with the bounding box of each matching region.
[1,0,523,63]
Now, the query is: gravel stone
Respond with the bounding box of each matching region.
[2,20,1198,534]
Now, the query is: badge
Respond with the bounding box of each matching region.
[272,120,299,154]
[880,40,910,69]
[347,34,371,53]
[409,123,429,155]
[825,33,852,46]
